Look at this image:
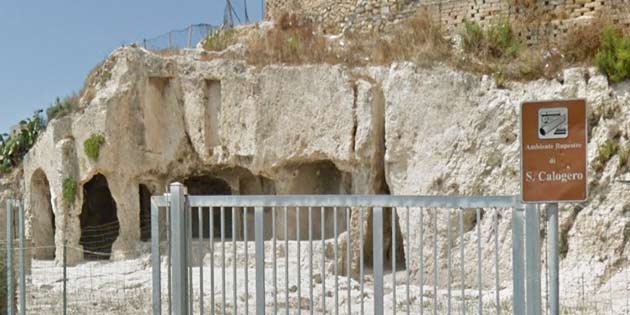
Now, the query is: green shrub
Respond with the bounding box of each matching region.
[461,19,483,52]
[486,17,520,59]
[84,134,106,161]
[619,145,629,169]
[62,177,77,206]
[202,28,237,51]
[460,17,520,60]
[0,111,44,173]
[595,26,630,82]
[592,139,619,172]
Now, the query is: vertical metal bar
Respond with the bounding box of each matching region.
[63,240,67,315]
[6,200,12,315]
[188,204,193,314]
[459,209,465,315]
[360,207,365,315]
[244,207,249,314]
[321,207,326,315]
[547,203,559,315]
[373,207,384,315]
[285,207,289,315]
[433,209,438,315]
[166,193,172,315]
[222,207,226,315]
[210,207,215,315]
[526,204,541,315]
[346,207,351,315]
[255,206,265,315]
[495,208,500,315]
[233,207,237,315]
[420,209,424,315]
[187,25,193,48]
[297,207,301,315]
[151,199,161,315]
[170,183,188,315]
[309,207,314,315]
[18,200,25,315]
[199,207,205,315]
[477,208,483,315]
[393,207,397,315]
[334,207,339,315]
[406,207,410,315]
[273,207,277,315]
[447,210,452,315]
[512,208,526,315]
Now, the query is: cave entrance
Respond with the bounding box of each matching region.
[139,184,152,242]
[80,174,118,260]
[30,169,55,260]
[183,176,232,239]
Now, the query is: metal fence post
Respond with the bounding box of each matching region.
[547,203,559,315]
[18,200,25,315]
[151,198,161,315]
[6,200,13,315]
[63,240,67,315]
[187,25,193,48]
[373,207,384,315]
[512,207,526,315]
[525,204,541,315]
[170,183,188,315]
[255,206,265,315]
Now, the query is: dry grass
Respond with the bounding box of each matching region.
[240,9,449,66]
[562,17,605,64]
[197,8,626,84]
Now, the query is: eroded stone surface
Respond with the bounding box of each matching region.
[17,47,630,301]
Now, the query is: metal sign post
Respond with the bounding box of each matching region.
[520,99,588,315]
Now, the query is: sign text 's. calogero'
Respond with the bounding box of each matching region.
[520,99,587,203]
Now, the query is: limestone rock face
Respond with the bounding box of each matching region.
[19,46,630,301]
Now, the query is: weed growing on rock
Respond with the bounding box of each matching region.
[596,25,630,83]
[47,95,79,122]
[202,28,237,51]
[592,139,619,172]
[84,134,106,161]
[62,177,77,206]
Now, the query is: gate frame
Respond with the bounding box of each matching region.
[150,182,550,315]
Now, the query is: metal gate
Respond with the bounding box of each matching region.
[150,182,550,315]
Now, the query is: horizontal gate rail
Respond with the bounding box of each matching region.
[151,184,539,315]
[152,194,521,208]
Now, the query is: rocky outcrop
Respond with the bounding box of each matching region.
[21,46,630,302]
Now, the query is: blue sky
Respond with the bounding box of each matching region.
[0,0,262,134]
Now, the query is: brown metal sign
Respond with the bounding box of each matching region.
[520,99,588,203]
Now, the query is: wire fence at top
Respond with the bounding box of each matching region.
[138,23,219,51]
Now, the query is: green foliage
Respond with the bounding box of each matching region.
[592,139,619,172]
[62,177,77,206]
[619,145,629,169]
[84,134,106,161]
[486,17,520,59]
[461,19,483,52]
[202,28,237,51]
[595,26,630,82]
[460,17,520,59]
[46,95,79,122]
[0,111,44,174]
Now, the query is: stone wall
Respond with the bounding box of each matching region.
[265,0,630,43]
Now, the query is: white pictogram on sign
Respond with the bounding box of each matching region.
[538,107,568,139]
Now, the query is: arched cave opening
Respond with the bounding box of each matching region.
[80,174,119,260]
[183,176,232,239]
[139,184,152,242]
[30,169,55,260]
